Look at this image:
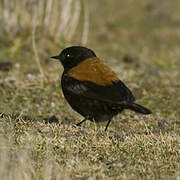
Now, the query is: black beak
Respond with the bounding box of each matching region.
[51,55,59,60]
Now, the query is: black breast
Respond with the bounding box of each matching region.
[61,73,119,122]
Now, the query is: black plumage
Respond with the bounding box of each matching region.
[51,46,152,131]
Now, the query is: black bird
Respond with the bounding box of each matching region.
[51,46,152,131]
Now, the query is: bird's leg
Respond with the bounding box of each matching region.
[76,118,87,126]
[105,119,111,131]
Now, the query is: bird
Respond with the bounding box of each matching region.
[51,46,152,131]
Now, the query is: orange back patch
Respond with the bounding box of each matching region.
[67,57,119,86]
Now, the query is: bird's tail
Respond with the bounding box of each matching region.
[126,103,152,114]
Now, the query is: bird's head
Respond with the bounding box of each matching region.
[51,46,96,71]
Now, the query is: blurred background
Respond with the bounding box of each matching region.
[0,0,180,57]
[0,0,180,66]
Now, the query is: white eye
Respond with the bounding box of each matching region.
[66,54,70,58]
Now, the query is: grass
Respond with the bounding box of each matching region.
[0,0,180,179]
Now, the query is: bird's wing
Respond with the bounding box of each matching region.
[62,75,135,104]
[63,57,135,103]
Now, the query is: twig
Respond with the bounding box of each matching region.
[66,0,81,41]
[81,1,89,45]
[56,0,73,40]
[32,9,44,87]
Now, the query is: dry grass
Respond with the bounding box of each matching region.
[0,113,179,179]
[0,0,180,179]
[0,0,88,43]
